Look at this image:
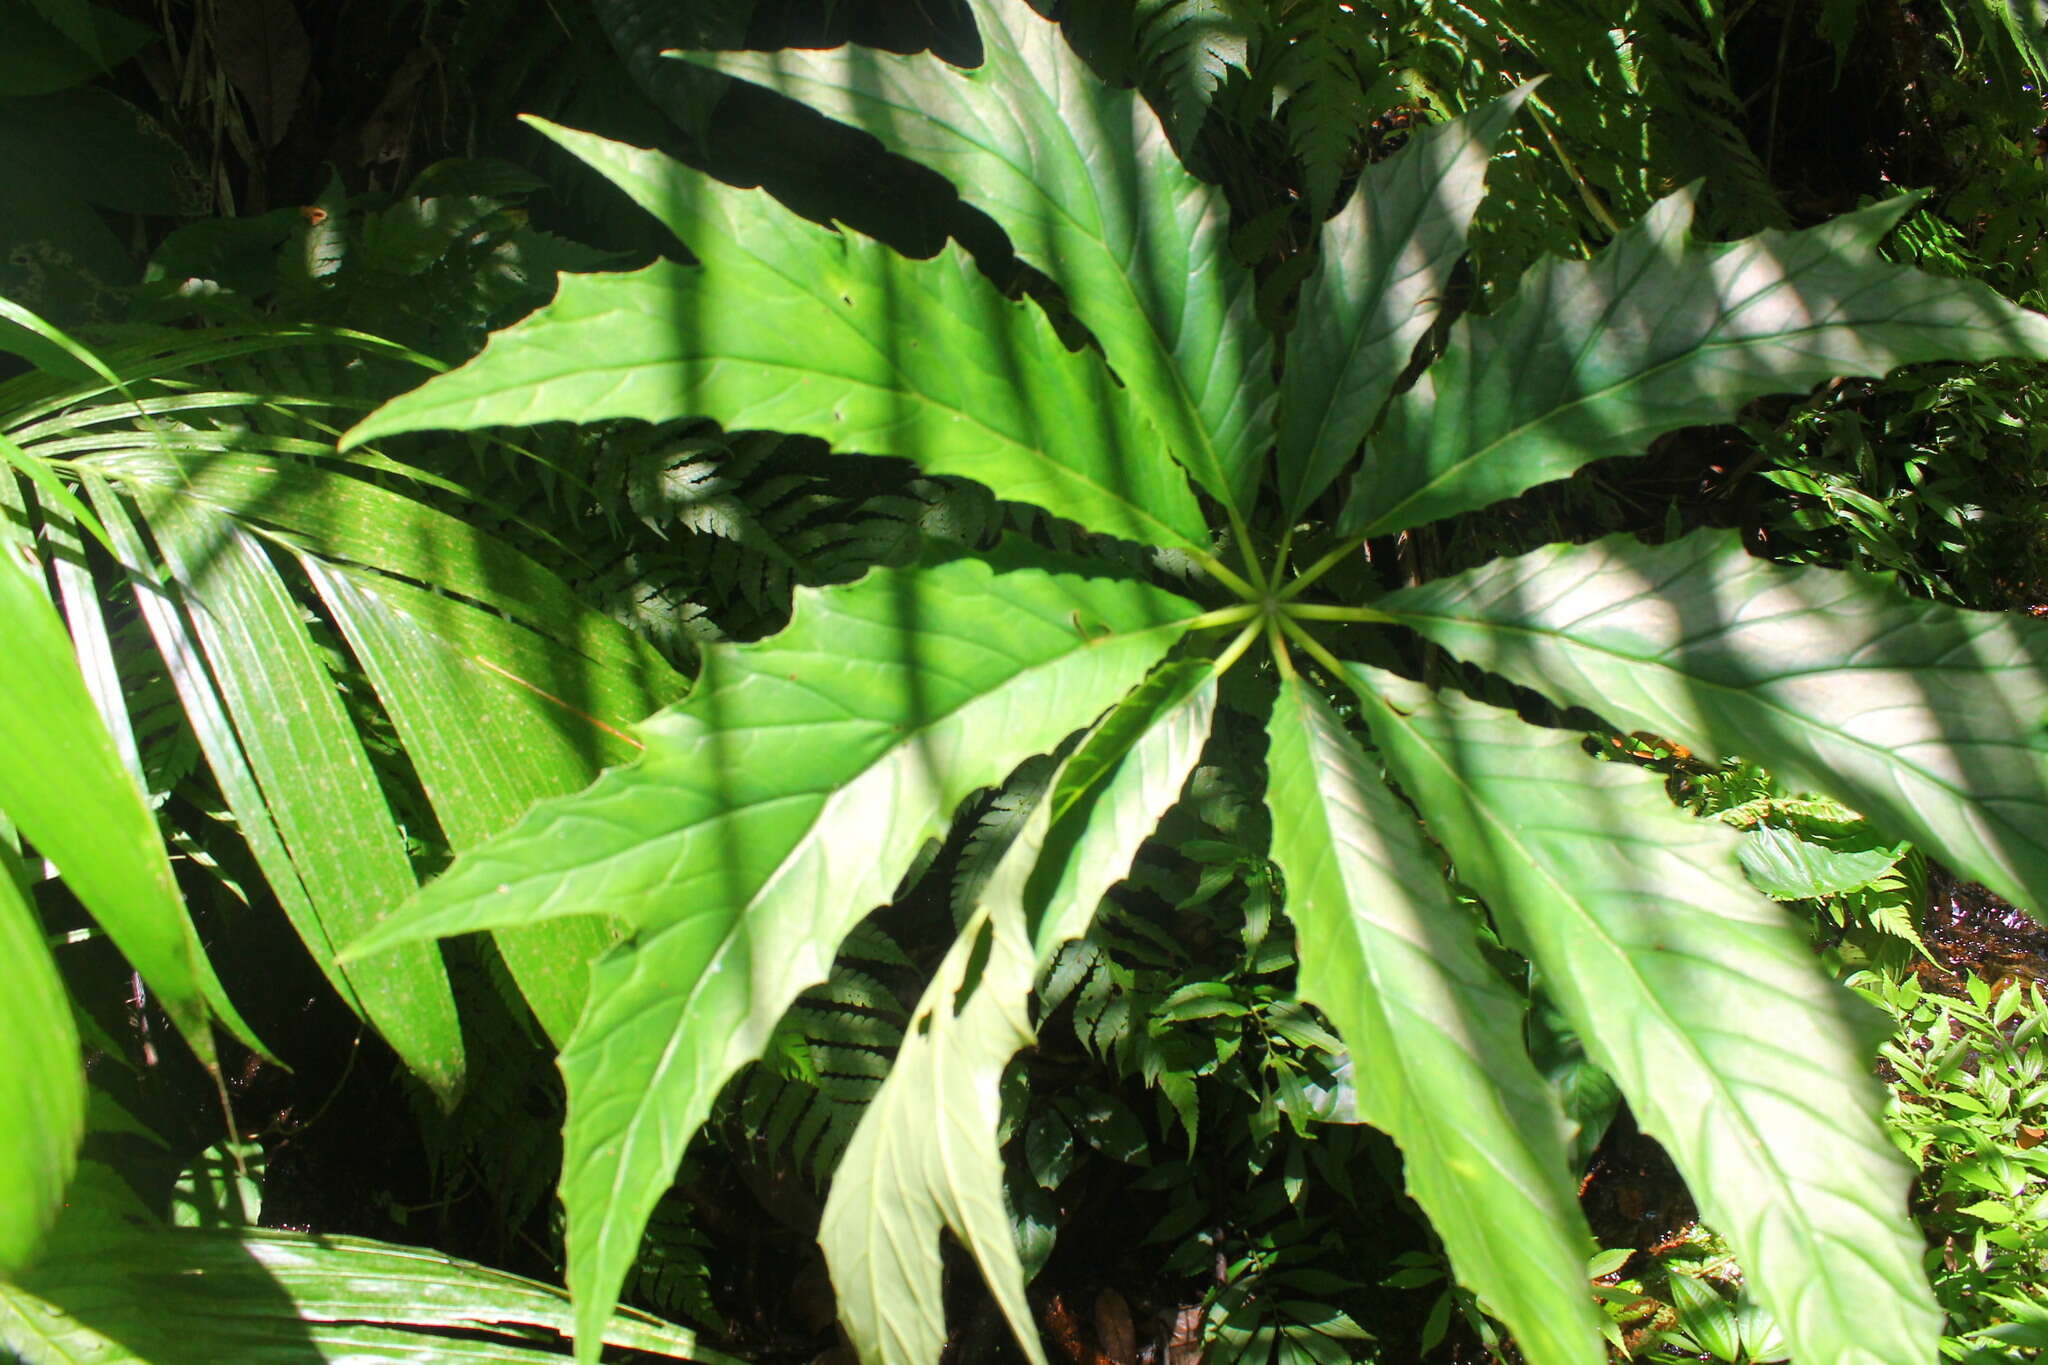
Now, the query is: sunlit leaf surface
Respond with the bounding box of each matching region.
[0,841,80,1275]
[1266,675,1604,1365]
[0,1226,736,1364]
[1348,194,2048,536]
[347,543,1193,1360]
[1382,530,2048,915]
[824,661,1214,1365]
[690,0,1273,513]
[1355,668,1939,1365]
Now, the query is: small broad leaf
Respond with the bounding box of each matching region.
[1737,824,1906,902]
[823,661,1216,1365]
[345,543,1195,1364]
[1346,192,2048,536]
[1276,89,1531,521]
[1264,675,1603,1365]
[1351,666,1938,1365]
[1379,529,2048,917]
[346,121,1209,554]
[0,839,81,1274]
[1665,1273,1744,1365]
[685,0,1274,515]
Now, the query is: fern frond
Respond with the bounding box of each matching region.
[621,1191,722,1330]
[952,755,1057,924]
[723,921,913,1184]
[1136,0,1260,142]
[1267,1,1389,217]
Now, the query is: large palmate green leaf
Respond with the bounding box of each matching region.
[0,543,256,1071]
[331,1,2048,1359]
[1352,668,1937,1365]
[0,1224,735,1364]
[347,543,1196,1361]
[688,0,1273,517]
[1263,676,1604,1365]
[1379,530,2048,916]
[1275,91,1531,522]
[823,660,1216,1365]
[0,840,80,1275]
[345,121,1209,555]
[1344,191,2048,537]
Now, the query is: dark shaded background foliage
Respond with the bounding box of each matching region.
[17,0,2048,1361]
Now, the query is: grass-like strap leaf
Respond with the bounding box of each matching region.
[87,479,356,1015]
[1346,191,2048,536]
[90,451,679,700]
[304,562,623,1045]
[1352,667,1937,1365]
[0,544,257,1072]
[823,660,1216,1365]
[0,1225,737,1364]
[1380,529,2048,916]
[0,840,81,1274]
[348,120,1211,555]
[1276,90,1531,522]
[344,543,1195,1363]
[1264,675,1604,1365]
[140,492,465,1103]
[687,0,1274,515]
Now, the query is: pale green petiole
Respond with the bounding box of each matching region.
[1282,603,1395,624]
[1276,535,1370,601]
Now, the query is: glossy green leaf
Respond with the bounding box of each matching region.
[0,543,250,1070]
[345,122,1209,553]
[37,503,137,780]
[1263,675,1603,1365]
[139,492,465,1103]
[304,561,622,1045]
[0,840,81,1275]
[1276,91,1530,521]
[823,660,1215,1365]
[1346,192,2048,536]
[687,0,1273,513]
[0,427,107,550]
[344,543,1194,1362]
[1737,824,1906,901]
[1351,666,1938,1365]
[1379,530,2048,916]
[0,1225,737,1364]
